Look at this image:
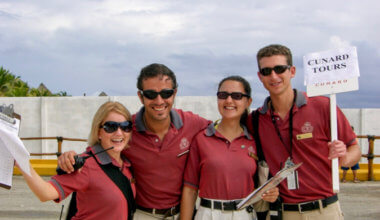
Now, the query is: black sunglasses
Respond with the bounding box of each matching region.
[259,65,291,76]
[140,89,175,100]
[100,121,133,133]
[217,91,250,100]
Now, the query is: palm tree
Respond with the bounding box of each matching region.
[0,67,19,96]
[0,66,70,96]
[5,79,30,97]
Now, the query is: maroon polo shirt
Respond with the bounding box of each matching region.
[123,108,209,209]
[248,90,357,203]
[184,123,257,200]
[49,144,136,220]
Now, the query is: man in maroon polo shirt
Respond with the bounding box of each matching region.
[59,63,209,219]
[248,44,361,220]
[126,63,209,219]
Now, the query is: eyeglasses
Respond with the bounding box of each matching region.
[217,91,250,100]
[100,121,133,133]
[259,65,291,76]
[140,89,175,99]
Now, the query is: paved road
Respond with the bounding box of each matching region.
[1,176,380,219]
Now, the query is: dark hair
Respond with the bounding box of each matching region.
[256,44,293,69]
[137,63,178,90]
[217,75,252,125]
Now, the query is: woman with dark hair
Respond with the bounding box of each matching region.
[16,101,136,220]
[180,76,278,220]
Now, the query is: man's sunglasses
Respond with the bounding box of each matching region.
[140,89,175,100]
[217,91,250,100]
[100,121,133,133]
[259,65,291,76]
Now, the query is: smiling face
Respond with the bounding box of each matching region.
[217,80,252,121]
[138,75,176,124]
[258,55,296,97]
[98,111,131,153]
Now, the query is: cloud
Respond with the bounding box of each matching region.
[0,0,379,108]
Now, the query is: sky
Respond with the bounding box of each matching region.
[1,0,379,108]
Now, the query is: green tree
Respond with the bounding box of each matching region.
[0,66,70,96]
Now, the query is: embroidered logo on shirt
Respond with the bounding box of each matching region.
[301,122,314,133]
[248,146,255,153]
[179,137,190,150]
[298,122,314,140]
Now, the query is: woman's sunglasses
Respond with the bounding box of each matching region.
[100,121,133,133]
[259,65,291,76]
[140,89,175,100]
[217,91,250,100]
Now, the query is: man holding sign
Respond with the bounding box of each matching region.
[248,44,361,220]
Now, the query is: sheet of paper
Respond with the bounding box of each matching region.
[237,163,302,210]
[0,139,14,189]
[0,118,30,189]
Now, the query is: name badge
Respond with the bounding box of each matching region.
[296,132,313,140]
[284,157,299,190]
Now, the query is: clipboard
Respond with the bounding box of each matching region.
[0,104,22,189]
[236,163,302,210]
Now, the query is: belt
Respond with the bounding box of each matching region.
[282,194,338,213]
[136,204,180,216]
[200,198,242,211]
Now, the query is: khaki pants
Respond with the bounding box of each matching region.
[134,209,180,220]
[282,201,343,220]
[195,206,257,220]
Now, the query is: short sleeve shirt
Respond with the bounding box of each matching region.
[248,90,356,203]
[123,108,210,209]
[49,144,136,220]
[184,123,257,200]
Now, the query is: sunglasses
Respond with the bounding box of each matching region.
[217,91,250,100]
[100,121,133,133]
[259,65,291,76]
[140,89,175,100]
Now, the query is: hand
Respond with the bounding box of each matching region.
[328,140,347,160]
[57,151,77,173]
[262,187,279,203]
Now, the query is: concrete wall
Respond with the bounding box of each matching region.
[1,97,379,163]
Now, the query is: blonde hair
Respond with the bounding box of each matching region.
[88,101,131,146]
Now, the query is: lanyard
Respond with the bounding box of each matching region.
[270,90,296,159]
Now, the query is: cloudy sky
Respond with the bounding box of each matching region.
[1,0,379,108]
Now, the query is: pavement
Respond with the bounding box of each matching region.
[1,176,380,220]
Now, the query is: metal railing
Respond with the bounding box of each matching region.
[357,135,380,180]
[21,135,380,180]
[20,136,87,157]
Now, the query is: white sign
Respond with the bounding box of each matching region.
[303,47,360,96]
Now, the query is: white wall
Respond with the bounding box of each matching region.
[1,97,379,163]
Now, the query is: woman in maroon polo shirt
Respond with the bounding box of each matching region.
[180,76,278,220]
[16,101,136,220]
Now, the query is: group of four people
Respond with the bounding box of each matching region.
[17,44,361,220]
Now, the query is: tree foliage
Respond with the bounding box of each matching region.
[0,67,69,97]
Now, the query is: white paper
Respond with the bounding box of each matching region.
[0,139,14,189]
[303,47,360,86]
[0,118,30,189]
[237,163,302,210]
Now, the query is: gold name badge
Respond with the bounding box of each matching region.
[296,133,313,140]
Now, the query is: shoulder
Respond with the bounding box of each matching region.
[297,91,330,109]
[174,108,207,121]
[173,108,211,130]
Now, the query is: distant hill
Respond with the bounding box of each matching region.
[0,66,69,97]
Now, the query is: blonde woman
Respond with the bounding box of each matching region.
[16,101,135,220]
